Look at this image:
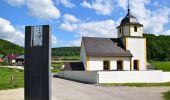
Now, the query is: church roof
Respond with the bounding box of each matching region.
[118,9,143,27]
[82,37,133,57]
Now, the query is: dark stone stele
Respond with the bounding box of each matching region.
[24,25,51,100]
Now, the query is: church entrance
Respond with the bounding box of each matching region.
[103,61,110,70]
[134,60,139,70]
[117,61,123,70]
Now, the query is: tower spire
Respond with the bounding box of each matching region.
[128,0,130,12]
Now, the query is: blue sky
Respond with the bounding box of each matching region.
[0,0,170,47]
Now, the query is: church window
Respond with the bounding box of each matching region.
[134,26,137,32]
[119,28,122,34]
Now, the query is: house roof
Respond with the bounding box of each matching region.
[64,62,85,71]
[82,37,133,57]
[5,53,19,60]
[16,55,24,59]
[0,58,3,62]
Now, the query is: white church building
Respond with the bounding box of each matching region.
[59,8,170,84]
[80,8,146,71]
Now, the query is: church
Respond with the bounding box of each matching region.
[59,6,170,84]
[80,8,147,71]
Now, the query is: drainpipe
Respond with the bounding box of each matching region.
[130,57,132,71]
[97,73,99,84]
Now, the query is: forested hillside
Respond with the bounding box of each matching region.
[144,34,170,61]
[0,39,24,54]
[52,47,80,57]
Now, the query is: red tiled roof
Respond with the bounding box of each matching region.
[0,58,3,62]
[5,53,19,60]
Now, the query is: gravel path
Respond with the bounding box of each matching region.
[0,76,170,100]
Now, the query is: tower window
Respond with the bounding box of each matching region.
[134,26,137,32]
[119,28,122,34]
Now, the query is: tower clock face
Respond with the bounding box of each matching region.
[31,26,43,46]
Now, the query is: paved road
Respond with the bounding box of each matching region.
[52,77,170,100]
[0,76,170,100]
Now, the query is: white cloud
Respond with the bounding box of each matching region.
[5,0,25,7]
[5,0,61,20]
[0,17,59,47]
[63,14,80,23]
[60,14,117,46]
[81,0,114,15]
[60,23,77,31]
[117,0,170,34]
[163,30,170,35]
[77,20,117,38]
[0,18,24,45]
[58,0,75,8]
[52,35,58,46]
[27,0,60,19]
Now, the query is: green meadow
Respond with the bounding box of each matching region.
[150,61,170,71]
[0,67,24,90]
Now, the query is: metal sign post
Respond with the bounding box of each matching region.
[24,25,51,100]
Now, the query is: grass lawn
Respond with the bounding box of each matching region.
[51,68,61,73]
[100,82,170,87]
[0,67,24,90]
[164,91,170,100]
[150,61,170,71]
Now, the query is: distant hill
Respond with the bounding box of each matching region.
[144,34,170,61]
[0,39,24,55]
[52,47,80,57]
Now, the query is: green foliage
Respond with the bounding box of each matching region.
[0,67,24,90]
[51,62,63,67]
[150,61,170,71]
[52,47,80,57]
[0,61,8,66]
[51,62,63,73]
[164,91,170,100]
[0,39,24,55]
[144,34,170,61]
[51,68,61,73]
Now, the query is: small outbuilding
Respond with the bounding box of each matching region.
[16,55,24,66]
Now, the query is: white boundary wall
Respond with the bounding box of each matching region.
[58,71,170,84]
[98,71,162,83]
[58,71,97,83]
[162,72,170,82]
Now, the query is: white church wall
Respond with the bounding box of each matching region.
[80,42,86,70]
[126,38,146,70]
[88,57,131,71]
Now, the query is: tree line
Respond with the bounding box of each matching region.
[52,47,80,57]
[144,34,170,61]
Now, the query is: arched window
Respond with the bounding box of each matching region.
[119,28,122,34]
[134,26,137,32]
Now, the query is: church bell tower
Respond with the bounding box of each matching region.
[117,1,147,70]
